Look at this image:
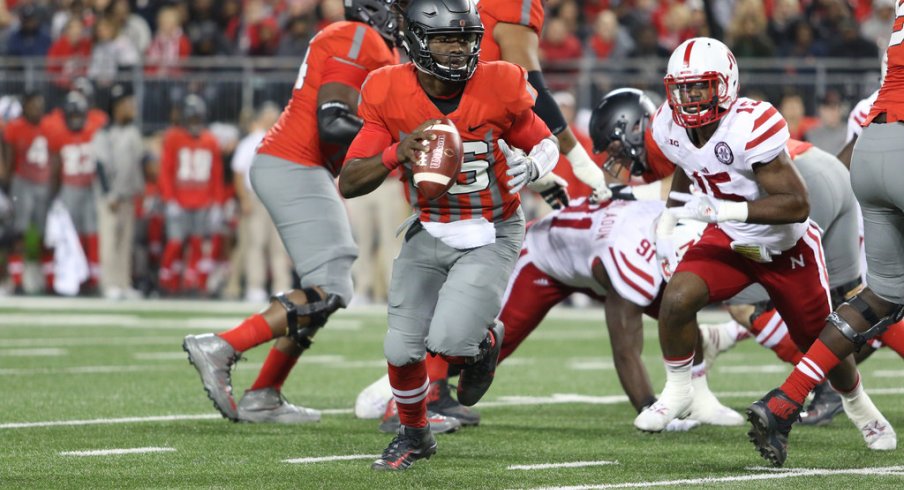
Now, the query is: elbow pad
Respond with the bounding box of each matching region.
[527,70,568,136]
[317,101,364,146]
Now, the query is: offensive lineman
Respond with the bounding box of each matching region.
[340,0,557,470]
[182,0,399,423]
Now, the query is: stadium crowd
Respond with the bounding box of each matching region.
[0,0,893,302]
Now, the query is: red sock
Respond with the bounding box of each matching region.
[41,248,54,292]
[183,236,203,290]
[425,354,449,383]
[878,321,904,357]
[780,340,841,404]
[250,347,299,391]
[218,314,273,352]
[160,240,183,292]
[7,253,24,288]
[749,308,804,364]
[388,361,428,429]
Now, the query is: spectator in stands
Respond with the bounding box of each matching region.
[780,90,821,140]
[189,20,234,56]
[805,90,848,155]
[587,9,633,61]
[6,5,51,57]
[658,1,695,51]
[88,16,140,86]
[247,16,280,56]
[727,0,775,58]
[779,19,828,58]
[829,18,880,58]
[145,5,190,75]
[277,14,313,57]
[861,0,896,53]
[110,0,151,55]
[768,0,804,53]
[316,0,345,30]
[94,83,144,300]
[555,0,581,37]
[628,24,670,59]
[231,103,291,303]
[540,17,583,90]
[47,17,91,90]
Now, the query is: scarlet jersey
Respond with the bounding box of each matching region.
[158,127,224,210]
[848,90,878,143]
[44,108,108,136]
[257,21,398,175]
[477,0,546,62]
[641,128,677,184]
[43,117,98,188]
[3,117,50,183]
[348,61,550,223]
[525,198,664,306]
[651,99,804,252]
[786,138,813,159]
[868,1,904,123]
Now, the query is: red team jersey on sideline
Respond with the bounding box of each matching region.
[43,116,100,188]
[158,127,224,210]
[257,21,398,175]
[477,0,546,62]
[346,61,550,223]
[4,118,50,183]
[867,1,904,124]
[44,108,108,136]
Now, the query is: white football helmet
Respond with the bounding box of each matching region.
[657,218,707,282]
[664,37,740,128]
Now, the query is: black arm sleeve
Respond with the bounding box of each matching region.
[317,100,364,146]
[527,70,568,136]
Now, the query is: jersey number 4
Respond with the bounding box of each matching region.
[447,140,491,195]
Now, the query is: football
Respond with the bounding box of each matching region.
[412,118,463,200]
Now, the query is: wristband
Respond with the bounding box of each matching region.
[717,201,749,222]
[382,142,401,170]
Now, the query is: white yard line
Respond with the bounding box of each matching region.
[872,370,904,378]
[509,461,619,471]
[2,414,220,429]
[0,347,66,357]
[528,466,904,489]
[717,365,788,374]
[0,365,178,375]
[59,447,176,457]
[0,336,182,347]
[283,454,379,464]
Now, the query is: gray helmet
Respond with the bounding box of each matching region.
[589,88,657,177]
[401,0,483,82]
[345,0,399,45]
[63,91,88,132]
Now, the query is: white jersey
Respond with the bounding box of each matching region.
[650,99,806,252]
[845,90,879,144]
[525,199,664,307]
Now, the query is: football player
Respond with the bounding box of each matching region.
[748,3,904,467]
[339,0,557,470]
[3,91,51,293]
[182,0,400,424]
[45,91,103,291]
[157,95,224,295]
[476,0,610,203]
[633,39,891,459]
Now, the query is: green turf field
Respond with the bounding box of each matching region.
[1,298,903,489]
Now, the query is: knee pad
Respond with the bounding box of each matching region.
[828,295,904,348]
[384,329,425,367]
[271,288,341,348]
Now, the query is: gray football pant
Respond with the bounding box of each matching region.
[250,154,357,306]
[165,207,210,241]
[729,145,860,305]
[11,176,50,234]
[384,209,525,367]
[850,122,904,304]
[59,185,97,234]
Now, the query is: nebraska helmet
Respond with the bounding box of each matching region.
[664,37,739,129]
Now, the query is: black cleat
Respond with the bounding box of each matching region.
[798,382,843,426]
[371,425,437,471]
[746,388,802,467]
[428,379,481,426]
[457,321,504,407]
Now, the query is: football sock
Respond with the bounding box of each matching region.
[388,361,428,429]
[663,352,694,393]
[749,307,804,364]
[7,254,23,288]
[425,354,449,383]
[41,248,54,292]
[250,346,299,391]
[218,314,273,352]
[780,339,840,404]
[877,321,904,357]
[83,234,99,286]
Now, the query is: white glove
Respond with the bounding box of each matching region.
[669,191,748,223]
[499,139,539,195]
[527,172,570,209]
[654,210,679,281]
[566,144,610,203]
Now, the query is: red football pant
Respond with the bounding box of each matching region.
[677,223,831,350]
[748,307,804,364]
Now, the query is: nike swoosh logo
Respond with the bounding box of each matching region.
[467,123,485,132]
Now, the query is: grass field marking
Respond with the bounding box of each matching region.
[282,454,379,464]
[0,336,183,347]
[872,370,904,378]
[1,414,220,429]
[133,352,191,360]
[717,365,788,374]
[0,347,66,357]
[508,461,619,471]
[529,465,904,489]
[0,364,179,376]
[59,447,176,457]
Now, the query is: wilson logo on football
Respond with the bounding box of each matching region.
[430,135,446,169]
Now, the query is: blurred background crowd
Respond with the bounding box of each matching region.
[0,0,892,303]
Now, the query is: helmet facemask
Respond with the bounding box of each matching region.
[404,26,482,82]
[665,72,729,129]
[601,118,648,178]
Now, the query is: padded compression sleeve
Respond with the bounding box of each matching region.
[317,101,364,146]
[527,70,568,135]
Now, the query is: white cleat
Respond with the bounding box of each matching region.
[634,385,693,432]
[699,321,743,369]
[842,391,897,451]
[355,374,393,420]
[688,375,745,426]
[665,418,702,432]
[237,388,321,424]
